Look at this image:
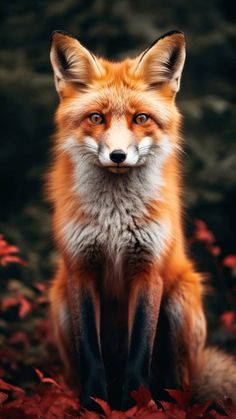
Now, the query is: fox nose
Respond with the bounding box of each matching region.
[110,149,126,164]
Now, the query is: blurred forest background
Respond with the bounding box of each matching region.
[0,0,236,372]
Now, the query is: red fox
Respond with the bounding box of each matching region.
[48,30,236,409]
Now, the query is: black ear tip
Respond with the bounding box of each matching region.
[158,30,185,41]
[145,30,185,53]
[50,30,73,43]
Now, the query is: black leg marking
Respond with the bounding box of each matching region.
[68,286,108,410]
[79,294,107,403]
[151,304,180,401]
[121,298,152,409]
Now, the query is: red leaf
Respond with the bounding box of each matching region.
[1,295,32,318]
[91,397,112,416]
[109,410,127,418]
[220,311,236,335]
[123,405,138,417]
[18,296,32,318]
[0,244,19,255]
[1,297,19,310]
[134,412,168,418]
[34,282,46,292]
[223,255,236,275]
[0,406,33,418]
[80,410,100,418]
[0,234,27,266]
[34,368,60,387]
[210,246,221,256]
[0,255,27,266]
[206,413,228,419]
[217,398,236,418]
[0,378,24,395]
[131,385,152,409]
[165,385,192,409]
[0,392,8,404]
[160,403,186,418]
[186,401,210,419]
[36,295,48,305]
[223,255,236,269]
[194,220,215,244]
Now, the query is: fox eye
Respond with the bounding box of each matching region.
[89,113,104,125]
[133,113,149,125]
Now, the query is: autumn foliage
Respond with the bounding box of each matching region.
[0,223,236,418]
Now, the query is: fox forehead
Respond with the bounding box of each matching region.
[57,85,176,127]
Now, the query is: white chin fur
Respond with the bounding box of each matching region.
[106,167,130,174]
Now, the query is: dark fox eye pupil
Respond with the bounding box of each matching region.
[134,114,148,125]
[89,113,104,124]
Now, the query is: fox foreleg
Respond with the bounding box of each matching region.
[66,266,108,409]
[165,268,206,387]
[121,265,163,409]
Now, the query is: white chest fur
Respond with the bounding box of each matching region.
[59,137,172,294]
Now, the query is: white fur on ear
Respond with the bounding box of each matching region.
[50,31,104,95]
[133,31,186,93]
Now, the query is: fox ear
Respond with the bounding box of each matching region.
[133,31,186,94]
[50,31,103,97]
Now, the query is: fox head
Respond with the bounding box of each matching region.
[50,30,185,174]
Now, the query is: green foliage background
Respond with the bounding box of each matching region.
[0,0,235,293]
